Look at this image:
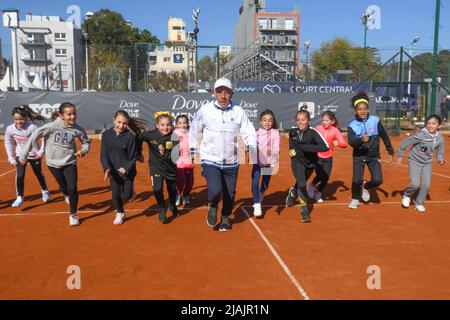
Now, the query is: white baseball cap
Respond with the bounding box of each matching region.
[214,78,233,91]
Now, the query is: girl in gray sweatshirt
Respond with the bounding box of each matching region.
[397,115,445,213]
[19,102,91,226]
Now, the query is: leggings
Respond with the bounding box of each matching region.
[176,168,194,196]
[110,173,135,213]
[16,158,48,197]
[312,157,333,193]
[48,164,78,215]
[251,164,272,203]
[291,160,315,205]
[351,157,383,199]
[152,173,177,210]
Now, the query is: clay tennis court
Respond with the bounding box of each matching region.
[0,134,449,300]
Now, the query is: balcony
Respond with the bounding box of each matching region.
[258,23,297,32]
[21,53,52,64]
[259,38,297,47]
[20,38,52,47]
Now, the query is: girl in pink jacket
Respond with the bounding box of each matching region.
[174,115,194,206]
[308,110,347,202]
[252,110,280,217]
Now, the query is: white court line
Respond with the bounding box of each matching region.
[241,207,310,300]
[0,206,209,217]
[0,169,15,178]
[381,159,450,179]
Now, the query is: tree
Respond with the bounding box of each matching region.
[198,55,216,82]
[82,9,160,91]
[149,71,188,92]
[410,50,450,86]
[311,38,382,81]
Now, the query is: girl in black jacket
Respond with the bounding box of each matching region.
[100,110,146,225]
[287,109,329,223]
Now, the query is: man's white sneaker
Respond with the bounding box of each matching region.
[69,214,80,227]
[361,181,370,202]
[414,201,426,213]
[314,192,324,203]
[12,196,24,208]
[348,199,360,209]
[402,195,411,208]
[113,212,125,225]
[307,182,316,199]
[42,190,51,203]
[253,203,262,217]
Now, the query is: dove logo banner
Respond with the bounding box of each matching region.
[0,91,360,131]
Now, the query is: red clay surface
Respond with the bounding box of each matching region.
[0,134,449,300]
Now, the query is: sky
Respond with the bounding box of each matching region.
[1,0,449,61]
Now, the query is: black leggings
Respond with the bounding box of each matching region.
[351,157,383,199]
[291,160,315,204]
[16,158,48,197]
[312,157,333,193]
[152,174,177,210]
[48,164,78,215]
[109,173,135,213]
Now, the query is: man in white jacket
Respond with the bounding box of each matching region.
[189,78,257,231]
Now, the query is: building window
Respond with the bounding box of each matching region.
[258,18,267,29]
[164,57,171,62]
[55,33,67,41]
[173,26,181,30]
[285,19,294,30]
[269,18,277,29]
[55,48,67,57]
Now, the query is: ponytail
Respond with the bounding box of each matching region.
[12,105,47,122]
[114,110,147,135]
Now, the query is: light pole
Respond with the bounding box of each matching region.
[408,36,420,95]
[360,11,371,81]
[192,8,200,93]
[83,32,89,91]
[304,40,311,81]
[2,8,20,90]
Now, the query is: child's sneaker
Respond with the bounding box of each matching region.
[64,195,70,205]
[314,192,323,203]
[183,195,191,205]
[175,195,182,206]
[348,199,360,209]
[159,208,168,223]
[402,195,411,208]
[414,201,426,213]
[69,214,80,227]
[307,182,316,199]
[301,206,311,223]
[11,196,24,208]
[113,212,125,225]
[361,181,370,202]
[42,190,51,203]
[253,203,262,217]
[286,187,297,207]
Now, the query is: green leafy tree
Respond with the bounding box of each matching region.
[311,38,382,81]
[149,71,189,92]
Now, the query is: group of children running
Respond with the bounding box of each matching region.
[3,91,446,227]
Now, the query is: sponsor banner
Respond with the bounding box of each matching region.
[0,91,365,131]
[235,81,371,94]
[374,84,419,110]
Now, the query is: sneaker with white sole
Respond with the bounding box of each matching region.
[253,203,262,217]
[69,214,80,227]
[42,190,51,203]
[307,182,316,199]
[12,196,24,208]
[286,187,297,207]
[206,205,218,227]
[414,201,426,213]
[348,199,360,209]
[402,195,411,208]
[301,206,311,223]
[219,216,232,232]
[64,195,70,205]
[183,195,191,205]
[314,192,324,203]
[175,195,182,206]
[361,181,370,202]
[113,212,125,225]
